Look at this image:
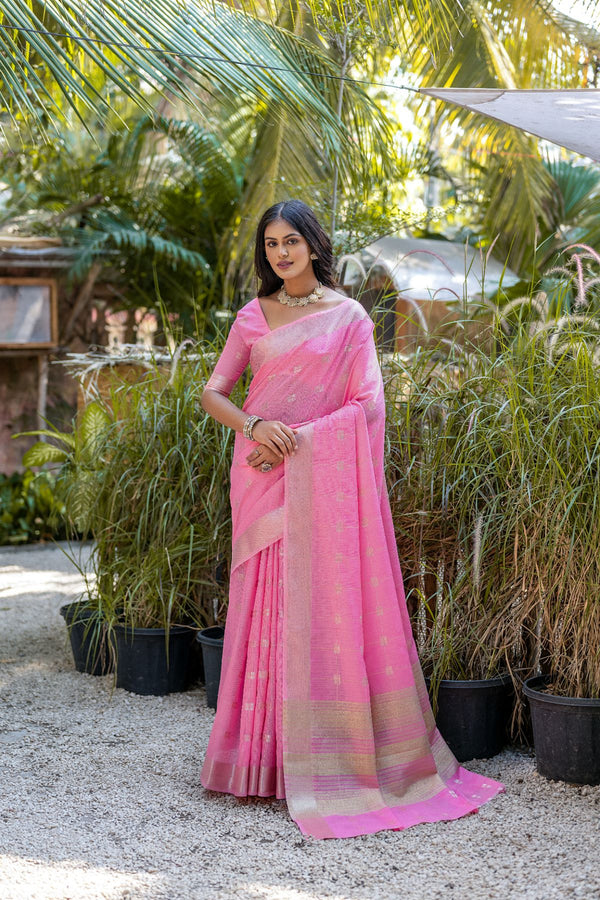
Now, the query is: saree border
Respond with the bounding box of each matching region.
[231,505,284,573]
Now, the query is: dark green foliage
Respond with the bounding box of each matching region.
[0,469,69,545]
[0,115,240,329]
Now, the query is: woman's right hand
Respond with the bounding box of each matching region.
[251,419,298,457]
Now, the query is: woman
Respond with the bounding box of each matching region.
[200,200,505,840]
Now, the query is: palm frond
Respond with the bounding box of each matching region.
[406,0,600,273]
[537,156,600,262]
[62,213,210,282]
[132,114,243,208]
[412,0,599,92]
[543,157,600,225]
[0,0,389,173]
[479,127,559,271]
[100,220,210,269]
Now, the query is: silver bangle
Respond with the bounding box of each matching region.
[248,416,262,439]
[243,414,262,440]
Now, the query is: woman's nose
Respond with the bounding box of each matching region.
[279,246,288,257]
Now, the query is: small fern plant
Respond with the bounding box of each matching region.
[14,401,113,536]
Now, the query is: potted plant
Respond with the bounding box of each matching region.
[196,625,225,710]
[499,246,600,784]
[18,346,234,695]
[17,401,114,675]
[384,256,600,776]
[59,600,112,676]
[384,340,517,762]
[517,331,600,784]
[518,337,600,784]
[195,555,228,709]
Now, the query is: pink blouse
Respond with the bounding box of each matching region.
[204,298,267,397]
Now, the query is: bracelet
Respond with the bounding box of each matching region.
[243,414,263,440]
[244,415,262,439]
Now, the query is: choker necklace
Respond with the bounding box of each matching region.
[278,281,324,307]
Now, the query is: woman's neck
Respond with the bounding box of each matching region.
[279,273,320,297]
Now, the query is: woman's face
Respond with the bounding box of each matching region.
[264,217,314,281]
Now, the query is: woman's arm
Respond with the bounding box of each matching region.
[202,388,298,458]
[202,313,297,458]
[201,388,248,434]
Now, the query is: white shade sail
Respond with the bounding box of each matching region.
[362,236,520,302]
[420,88,600,162]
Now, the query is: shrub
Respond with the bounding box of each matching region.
[0,469,68,545]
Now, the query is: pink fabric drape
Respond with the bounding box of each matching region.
[200,296,505,839]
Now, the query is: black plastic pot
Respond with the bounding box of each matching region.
[523,674,600,785]
[425,672,514,762]
[60,602,113,676]
[196,626,225,710]
[113,624,196,696]
[185,631,206,687]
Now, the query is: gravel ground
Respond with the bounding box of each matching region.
[0,542,599,900]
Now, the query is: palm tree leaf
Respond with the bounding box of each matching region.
[540,156,600,258]
[132,114,243,205]
[544,157,600,224]
[0,0,386,170]
[406,0,600,273]
[63,215,211,281]
[479,127,559,271]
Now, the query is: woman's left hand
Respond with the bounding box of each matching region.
[246,444,285,471]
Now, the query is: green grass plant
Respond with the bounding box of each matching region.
[18,340,237,635]
[383,307,600,715]
[89,351,235,630]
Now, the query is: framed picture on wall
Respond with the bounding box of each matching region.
[0,278,58,349]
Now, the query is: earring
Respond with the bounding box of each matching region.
[310,253,318,260]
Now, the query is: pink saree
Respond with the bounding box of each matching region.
[200,296,505,839]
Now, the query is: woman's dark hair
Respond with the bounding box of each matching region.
[254,200,337,297]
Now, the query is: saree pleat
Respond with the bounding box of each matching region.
[201,539,285,799]
[200,296,505,839]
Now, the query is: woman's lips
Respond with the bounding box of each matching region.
[277,261,293,269]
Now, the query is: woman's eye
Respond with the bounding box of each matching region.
[288,239,297,245]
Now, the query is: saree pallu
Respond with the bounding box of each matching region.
[200,297,505,839]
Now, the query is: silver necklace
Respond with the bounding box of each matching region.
[278,281,325,307]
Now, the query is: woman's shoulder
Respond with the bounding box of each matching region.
[232,296,262,325]
[230,297,265,344]
[236,296,260,315]
[319,286,366,314]
[342,296,369,317]
[336,295,372,326]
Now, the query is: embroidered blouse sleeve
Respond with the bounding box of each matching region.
[204,316,250,397]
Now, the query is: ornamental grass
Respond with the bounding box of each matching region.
[49,342,239,632]
[383,307,600,721]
